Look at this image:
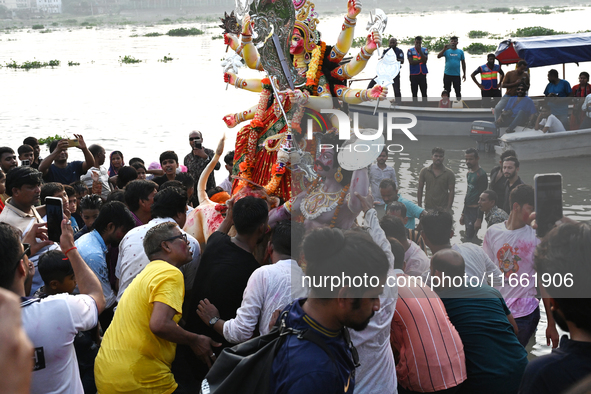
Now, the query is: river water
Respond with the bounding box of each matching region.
[2,5,590,356]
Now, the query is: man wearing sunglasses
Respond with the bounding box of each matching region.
[184,130,220,206]
[495,83,537,133]
[95,222,219,394]
[0,220,106,394]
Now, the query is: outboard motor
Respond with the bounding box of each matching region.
[470,121,499,152]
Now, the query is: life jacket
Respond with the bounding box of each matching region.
[408,47,428,75]
[480,64,500,90]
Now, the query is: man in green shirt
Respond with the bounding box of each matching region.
[417,147,455,212]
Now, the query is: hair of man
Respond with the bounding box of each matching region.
[232,196,269,235]
[40,182,65,205]
[420,210,453,246]
[38,250,74,286]
[124,180,158,212]
[5,167,42,197]
[92,201,135,235]
[303,227,389,298]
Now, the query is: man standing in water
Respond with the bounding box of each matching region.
[460,148,487,241]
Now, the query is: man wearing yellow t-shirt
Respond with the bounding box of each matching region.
[95,222,220,393]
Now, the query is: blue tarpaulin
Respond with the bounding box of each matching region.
[495,32,591,67]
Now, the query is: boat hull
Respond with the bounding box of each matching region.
[349,101,495,137]
[494,128,591,160]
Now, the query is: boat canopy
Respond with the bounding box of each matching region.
[495,32,591,67]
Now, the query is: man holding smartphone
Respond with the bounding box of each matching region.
[183,130,220,206]
[38,134,95,185]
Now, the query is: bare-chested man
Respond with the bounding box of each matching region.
[494,60,530,122]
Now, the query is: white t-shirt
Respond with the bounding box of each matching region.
[452,242,504,287]
[80,166,111,200]
[116,217,201,302]
[539,114,566,133]
[223,259,308,343]
[21,294,98,394]
[404,241,430,276]
[483,222,540,318]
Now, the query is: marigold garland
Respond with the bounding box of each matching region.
[304,41,326,94]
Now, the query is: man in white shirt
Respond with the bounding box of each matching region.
[218,150,234,194]
[80,144,111,200]
[535,106,566,133]
[116,186,200,303]
[369,149,397,219]
[196,220,306,342]
[420,210,503,287]
[483,184,558,348]
[380,215,429,276]
[0,219,105,394]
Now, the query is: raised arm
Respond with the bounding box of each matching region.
[328,0,362,62]
[331,32,381,81]
[347,167,370,216]
[60,219,106,314]
[75,134,95,173]
[38,139,69,175]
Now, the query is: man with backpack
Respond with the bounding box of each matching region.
[269,228,390,393]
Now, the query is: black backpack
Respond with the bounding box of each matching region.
[199,310,353,394]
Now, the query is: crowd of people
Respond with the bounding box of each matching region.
[1,128,591,394]
[377,36,591,132]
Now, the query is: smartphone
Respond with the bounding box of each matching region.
[192,141,202,149]
[21,160,30,166]
[46,197,63,243]
[534,173,563,238]
[67,139,79,148]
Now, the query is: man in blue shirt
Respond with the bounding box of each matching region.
[379,178,424,230]
[437,36,466,100]
[543,68,572,129]
[75,201,135,328]
[38,134,95,185]
[269,228,389,394]
[495,83,537,133]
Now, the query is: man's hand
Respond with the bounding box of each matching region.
[354,191,374,214]
[459,213,465,225]
[546,323,559,348]
[23,222,53,257]
[474,218,482,232]
[462,74,466,82]
[268,309,282,333]
[59,218,76,252]
[190,334,222,369]
[56,140,69,154]
[196,299,220,326]
[73,134,87,150]
[347,0,361,19]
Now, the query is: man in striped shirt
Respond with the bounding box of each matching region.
[389,238,467,393]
